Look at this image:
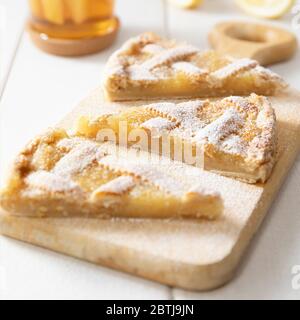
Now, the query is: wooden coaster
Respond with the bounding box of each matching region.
[209,21,297,66]
[27,18,120,57]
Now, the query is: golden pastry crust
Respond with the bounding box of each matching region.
[103,32,287,101]
[0,129,223,219]
[77,94,277,183]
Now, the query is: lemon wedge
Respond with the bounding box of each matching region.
[168,0,204,10]
[235,0,295,19]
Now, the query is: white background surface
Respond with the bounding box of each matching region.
[0,0,299,300]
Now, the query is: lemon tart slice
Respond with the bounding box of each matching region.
[77,94,277,183]
[0,129,222,219]
[103,33,286,101]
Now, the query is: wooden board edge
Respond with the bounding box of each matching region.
[0,211,238,291]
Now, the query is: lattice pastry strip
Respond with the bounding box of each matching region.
[76,94,277,183]
[0,129,223,219]
[103,32,286,101]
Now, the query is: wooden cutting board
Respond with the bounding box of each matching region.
[1,87,300,291]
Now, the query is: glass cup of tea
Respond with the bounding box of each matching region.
[27,0,119,56]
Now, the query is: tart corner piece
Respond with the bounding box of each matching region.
[102,32,287,101]
[200,94,277,184]
[0,128,223,220]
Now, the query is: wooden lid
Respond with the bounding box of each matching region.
[27,18,120,57]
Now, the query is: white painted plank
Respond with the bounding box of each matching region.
[168,0,300,299]
[0,237,171,300]
[0,0,171,300]
[0,0,27,95]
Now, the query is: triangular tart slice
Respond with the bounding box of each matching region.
[0,129,222,219]
[76,94,277,183]
[103,32,286,101]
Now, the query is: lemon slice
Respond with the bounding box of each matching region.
[235,0,295,19]
[168,0,204,9]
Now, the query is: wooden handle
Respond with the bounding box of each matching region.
[209,21,298,66]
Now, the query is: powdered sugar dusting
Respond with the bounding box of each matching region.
[127,46,199,82]
[221,135,246,155]
[172,62,207,76]
[54,141,99,178]
[223,96,252,111]
[128,65,157,82]
[253,65,286,89]
[141,46,199,71]
[141,117,177,131]
[26,171,80,193]
[147,100,206,136]
[212,58,258,81]
[253,65,283,81]
[186,185,220,198]
[95,176,135,195]
[194,109,243,146]
[57,137,86,151]
[142,44,164,55]
[99,155,188,197]
[146,102,176,117]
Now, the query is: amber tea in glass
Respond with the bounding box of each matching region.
[27,0,119,56]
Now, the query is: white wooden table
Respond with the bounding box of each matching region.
[0,0,300,300]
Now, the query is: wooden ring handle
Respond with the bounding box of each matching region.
[209,21,297,66]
